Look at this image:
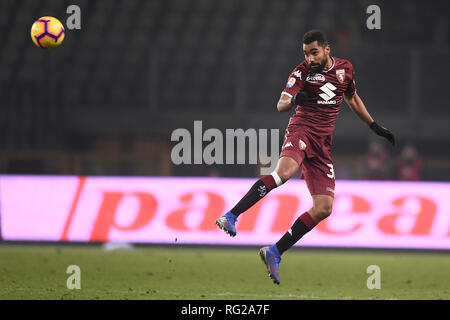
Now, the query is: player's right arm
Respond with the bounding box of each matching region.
[277,93,294,112]
[277,65,308,112]
[277,92,309,112]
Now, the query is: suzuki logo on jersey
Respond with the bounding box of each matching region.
[318,82,337,104]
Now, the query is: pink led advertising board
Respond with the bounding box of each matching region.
[0,175,449,249]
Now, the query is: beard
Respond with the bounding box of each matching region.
[308,57,328,75]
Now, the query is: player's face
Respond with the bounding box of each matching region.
[303,41,330,73]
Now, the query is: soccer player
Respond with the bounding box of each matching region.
[216,30,395,285]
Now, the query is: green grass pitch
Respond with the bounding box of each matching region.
[0,244,448,300]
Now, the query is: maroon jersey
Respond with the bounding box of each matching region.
[282,57,356,136]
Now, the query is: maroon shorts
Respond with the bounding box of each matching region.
[279,125,335,198]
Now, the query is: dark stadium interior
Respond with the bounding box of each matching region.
[1,0,449,180]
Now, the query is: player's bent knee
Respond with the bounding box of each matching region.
[275,166,298,182]
[276,170,290,182]
[313,204,333,221]
[322,205,333,219]
[275,157,299,182]
[276,171,290,182]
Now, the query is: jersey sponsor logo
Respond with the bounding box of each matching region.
[286,77,296,88]
[317,100,337,104]
[318,82,337,103]
[306,74,325,83]
[336,69,346,83]
[299,139,306,150]
[293,70,302,79]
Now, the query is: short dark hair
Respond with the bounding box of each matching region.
[303,29,328,46]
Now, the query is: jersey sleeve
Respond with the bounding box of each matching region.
[345,62,356,95]
[282,64,307,98]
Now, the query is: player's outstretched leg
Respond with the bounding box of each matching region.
[215,172,283,237]
[216,157,299,237]
[259,195,332,284]
[259,245,281,285]
[258,212,316,285]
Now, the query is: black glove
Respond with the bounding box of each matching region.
[370,121,395,146]
[291,91,308,106]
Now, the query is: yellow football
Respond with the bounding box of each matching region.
[31,16,65,49]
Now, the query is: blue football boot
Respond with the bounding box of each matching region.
[215,211,237,237]
[259,245,281,285]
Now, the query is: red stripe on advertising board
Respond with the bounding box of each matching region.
[61,176,86,241]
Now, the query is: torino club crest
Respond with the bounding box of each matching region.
[336,69,346,83]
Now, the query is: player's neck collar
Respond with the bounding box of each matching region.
[323,57,335,73]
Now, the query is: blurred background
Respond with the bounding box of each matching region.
[1,0,449,181]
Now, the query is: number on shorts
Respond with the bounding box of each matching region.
[326,163,335,179]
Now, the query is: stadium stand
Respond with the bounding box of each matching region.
[0,0,449,179]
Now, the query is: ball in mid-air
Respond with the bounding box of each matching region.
[31,16,65,49]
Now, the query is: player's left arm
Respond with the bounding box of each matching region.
[344,92,396,146]
[343,92,373,125]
